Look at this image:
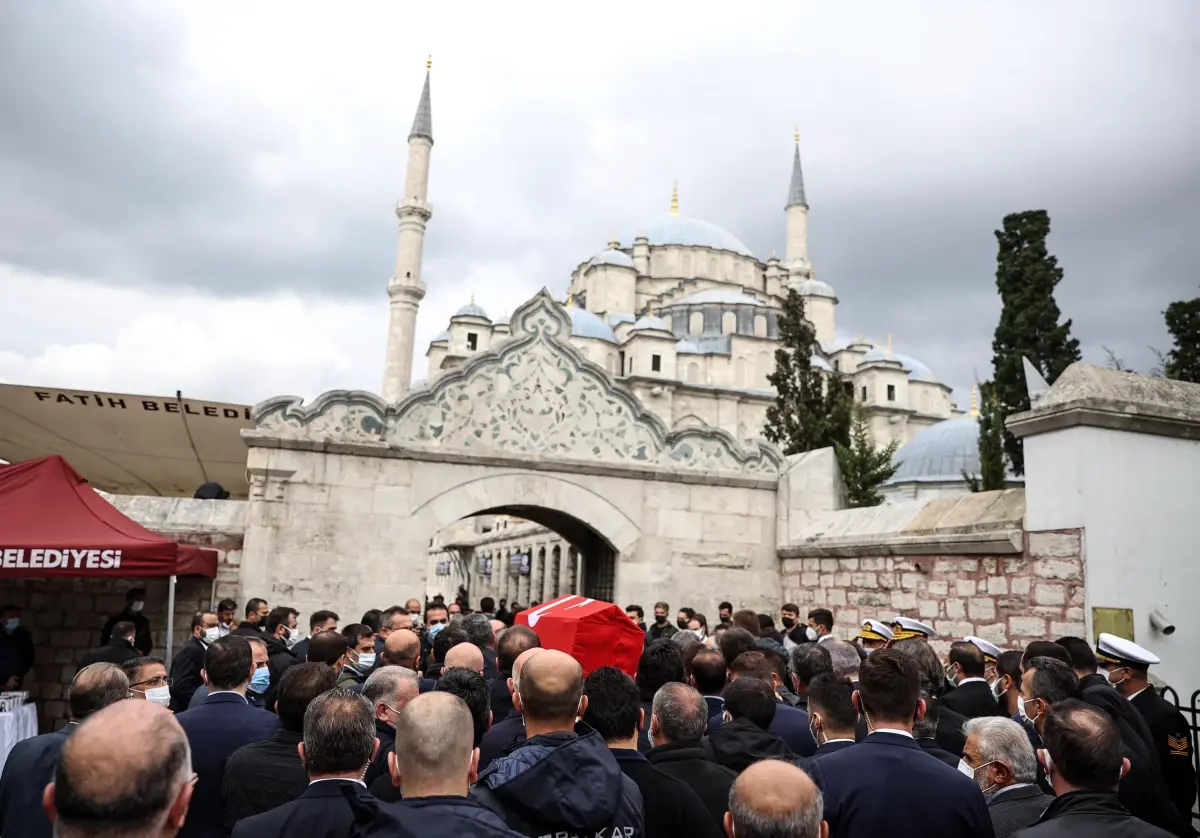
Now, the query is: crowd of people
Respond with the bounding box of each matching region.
[0,591,1195,838]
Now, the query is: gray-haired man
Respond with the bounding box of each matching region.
[962,716,1052,838]
[726,760,826,838]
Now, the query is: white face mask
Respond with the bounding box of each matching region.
[356,652,376,671]
[1103,667,1129,688]
[1018,697,1040,725]
[142,686,171,707]
[959,758,998,794]
[131,601,145,613]
[201,627,220,646]
[806,626,819,642]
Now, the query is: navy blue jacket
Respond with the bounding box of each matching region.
[0,723,76,838]
[795,738,855,774]
[479,713,526,771]
[770,701,817,757]
[177,692,281,838]
[369,795,522,837]
[471,725,645,837]
[809,731,995,838]
[230,779,378,838]
[703,695,725,731]
[489,676,514,723]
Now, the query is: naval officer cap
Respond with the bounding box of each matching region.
[857,619,894,643]
[1095,633,1160,669]
[890,616,935,641]
[965,635,1002,661]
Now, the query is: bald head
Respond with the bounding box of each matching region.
[69,663,130,722]
[383,629,421,669]
[48,700,193,837]
[509,646,544,696]
[727,760,825,838]
[392,691,476,797]
[443,642,484,675]
[518,649,584,728]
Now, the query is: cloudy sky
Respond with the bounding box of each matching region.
[1,1,1196,407]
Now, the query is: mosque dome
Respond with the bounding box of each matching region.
[885,417,985,485]
[633,215,754,258]
[567,307,618,343]
[589,248,636,269]
[795,279,836,299]
[893,353,941,384]
[675,338,701,354]
[630,313,672,333]
[670,289,765,307]
[453,302,490,320]
[859,346,907,367]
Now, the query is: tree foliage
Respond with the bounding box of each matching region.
[966,381,1007,492]
[764,289,852,455]
[991,210,1081,475]
[1164,294,1200,383]
[835,407,899,508]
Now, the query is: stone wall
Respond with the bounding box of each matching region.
[0,496,244,731]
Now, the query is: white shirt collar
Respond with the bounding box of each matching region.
[823,738,856,744]
[309,777,367,788]
[958,677,988,686]
[206,690,247,702]
[868,728,915,739]
[1127,687,1149,702]
[817,634,834,644]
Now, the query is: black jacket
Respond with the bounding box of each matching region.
[489,674,514,723]
[988,784,1054,838]
[0,723,76,838]
[169,637,207,712]
[702,717,796,773]
[1010,790,1175,838]
[645,622,677,645]
[230,779,379,838]
[471,725,645,837]
[611,748,723,838]
[479,713,526,772]
[1131,687,1198,820]
[919,737,962,767]
[645,740,736,830]
[101,608,152,655]
[796,738,856,774]
[943,680,1004,719]
[769,701,817,757]
[368,795,520,837]
[936,700,970,757]
[365,720,398,787]
[79,636,140,668]
[1079,675,1157,760]
[222,729,307,832]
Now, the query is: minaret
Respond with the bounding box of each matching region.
[785,127,812,284]
[382,58,435,403]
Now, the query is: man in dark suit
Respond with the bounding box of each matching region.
[176,634,280,838]
[917,688,964,767]
[491,625,539,723]
[796,673,858,773]
[231,687,380,837]
[962,715,1053,838]
[223,663,337,831]
[691,649,729,730]
[789,642,834,715]
[291,609,339,663]
[362,666,422,789]
[645,682,737,830]
[943,639,1004,719]
[808,649,994,838]
[80,620,141,667]
[0,662,129,838]
[170,611,220,712]
[99,587,153,655]
[729,649,817,757]
[234,598,269,636]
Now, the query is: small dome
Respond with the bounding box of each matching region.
[886,417,989,484]
[795,279,836,299]
[670,289,765,307]
[893,353,941,384]
[431,330,449,344]
[811,355,833,372]
[607,312,636,327]
[453,302,490,320]
[676,338,701,354]
[589,248,636,269]
[633,215,754,258]
[859,347,908,367]
[630,314,672,334]
[567,307,618,344]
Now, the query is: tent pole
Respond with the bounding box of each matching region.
[166,575,177,664]
[210,579,216,610]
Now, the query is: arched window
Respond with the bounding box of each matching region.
[722,310,736,335]
[686,362,700,383]
[689,311,703,335]
[754,315,767,337]
[681,254,692,276]
[709,257,718,277]
[550,545,562,598]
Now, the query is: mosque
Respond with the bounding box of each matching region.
[376,65,999,596]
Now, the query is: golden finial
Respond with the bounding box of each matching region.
[426,55,432,70]
[887,333,893,351]
[794,125,800,146]
[609,235,619,249]
[669,182,679,217]
[566,289,574,307]
[969,384,980,418]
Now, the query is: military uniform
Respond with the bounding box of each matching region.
[855,619,893,650]
[1096,632,1198,822]
[965,635,1002,684]
[890,616,934,642]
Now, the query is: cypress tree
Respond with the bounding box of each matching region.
[1164,294,1200,383]
[764,289,852,455]
[835,407,899,508]
[967,382,1007,492]
[991,210,1081,475]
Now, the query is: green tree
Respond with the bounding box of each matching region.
[764,289,852,455]
[991,210,1081,475]
[1164,294,1200,383]
[835,407,899,508]
[966,382,1007,492]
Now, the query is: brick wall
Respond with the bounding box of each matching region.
[780,529,1085,653]
[0,532,241,731]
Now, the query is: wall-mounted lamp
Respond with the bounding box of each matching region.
[1149,609,1176,636]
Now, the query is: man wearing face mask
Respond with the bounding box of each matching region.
[781,603,818,652]
[646,601,678,646]
[100,587,153,655]
[943,640,1005,719]
[190,636,272,709]
[169,611,220,712]
[675,607,696,632]
[123,656,171,707]
[80,621,141,667]
[421,604,450,663]
[362,667,422,789]
[337,624,378,687]
[796,673,858,773]
[961,716,1051,838]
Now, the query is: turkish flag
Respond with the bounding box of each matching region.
[516,595,645,676]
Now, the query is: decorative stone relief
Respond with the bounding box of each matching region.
[253,289,782,477]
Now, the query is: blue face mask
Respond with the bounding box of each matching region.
[3,618,18,632]
[249,667,270,694]
[427,622,445,639]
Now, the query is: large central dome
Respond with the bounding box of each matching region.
[632,215,754,258]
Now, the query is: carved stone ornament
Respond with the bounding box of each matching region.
[253,288,783,476]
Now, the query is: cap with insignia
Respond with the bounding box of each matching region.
[1095,633,1160,668]
[857,619,894,643]
[890,616,935,641]
[965,635,1002,662]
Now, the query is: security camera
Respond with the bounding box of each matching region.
[1149,609,1176,636]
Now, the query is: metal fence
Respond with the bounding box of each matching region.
[1161,686,1200,831]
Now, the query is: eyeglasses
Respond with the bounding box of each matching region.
[131,676,172,689]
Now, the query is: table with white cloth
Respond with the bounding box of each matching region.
[0,704,39,773]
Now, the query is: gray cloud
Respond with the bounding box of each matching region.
[1,0,1196,398]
